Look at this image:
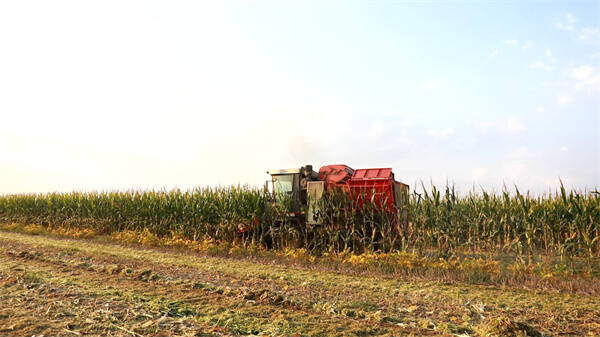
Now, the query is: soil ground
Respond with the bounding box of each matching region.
[0,230,598,336]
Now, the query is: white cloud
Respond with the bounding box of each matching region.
[472,121,492,134]
[544,48,556,64]
[507,117,526,132]
[560,146,569,152]
[488,49,499,60]
[367,122,387,139]
[504,39,518,46]
[536,106,545,113]
[530,61,553,71]
[440,128,454,138]
[419,80,441,91]
[392,128,415,147]
[571,65,600,92]
[552,66,600,106]
[555,13,576,31]
[521,41,533,50]
[471,167,488,182]
[557,92,573,105]
[579,27,600,42]
[507,146,531,159]
[427,127,455,140]
[554,12,599,43]
[503,162,528,181]
[572,65,594,80]
[540,80,560,87]
[404,120,416,128]
[545,48,553,59]
[580,74,600,92]
[496,147,584,191]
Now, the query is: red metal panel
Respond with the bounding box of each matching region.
[347,176,396,212]
[318,165,399,214]
[318,165,354,187]
[351,168,393,180]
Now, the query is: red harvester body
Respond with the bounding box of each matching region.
[319,165,406,214]
[267,164,409,226]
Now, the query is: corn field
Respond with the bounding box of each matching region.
[0,185,598,257]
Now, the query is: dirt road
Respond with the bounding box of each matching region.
[0,230,598,336]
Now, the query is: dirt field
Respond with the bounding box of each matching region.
[0,230,598,337]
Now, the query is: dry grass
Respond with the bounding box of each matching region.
[2,222,599,296]
[1,229,599,336]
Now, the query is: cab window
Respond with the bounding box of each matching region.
[272,174,294,197]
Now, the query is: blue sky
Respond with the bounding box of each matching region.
[0,1,598,194]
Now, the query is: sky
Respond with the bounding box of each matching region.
[0,1,599,195]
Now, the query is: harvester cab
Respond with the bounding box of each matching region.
[266,165,319,215]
